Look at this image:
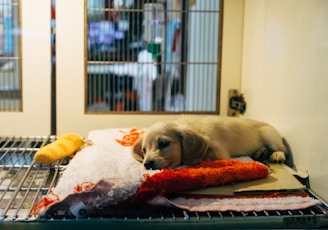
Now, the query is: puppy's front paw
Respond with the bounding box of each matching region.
[270,151,286,163]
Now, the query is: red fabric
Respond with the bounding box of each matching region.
[130,159,269,204]
[32,159,269,217]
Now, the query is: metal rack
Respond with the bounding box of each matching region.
[0,136,63,221]
[0,136,328,229]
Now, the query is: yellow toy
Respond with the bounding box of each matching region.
[33,133,92,164]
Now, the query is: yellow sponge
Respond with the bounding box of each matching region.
[34,133,91,164]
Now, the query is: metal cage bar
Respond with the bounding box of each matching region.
[85,0,222,113]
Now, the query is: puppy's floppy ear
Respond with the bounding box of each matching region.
[178,128,209,166]
[131,137,144,162]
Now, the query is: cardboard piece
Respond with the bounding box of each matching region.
[183,163,306,196]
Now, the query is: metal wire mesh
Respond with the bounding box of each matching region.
[0,136,67,221]
[86,0,222,113]
[0,0,21,112]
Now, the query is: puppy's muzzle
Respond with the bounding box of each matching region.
[144,160,156,170]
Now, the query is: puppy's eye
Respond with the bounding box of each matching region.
[142,148,146,154]
[158,140,170,150]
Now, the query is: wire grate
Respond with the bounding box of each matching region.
[0,136,63,221]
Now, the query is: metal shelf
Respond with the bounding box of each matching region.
[0,136,327,229]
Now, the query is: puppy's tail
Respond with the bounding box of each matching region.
[282,137,295,169]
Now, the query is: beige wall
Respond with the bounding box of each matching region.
[0,0,52,136]
[241,0,328,202]
[220,0,244,115]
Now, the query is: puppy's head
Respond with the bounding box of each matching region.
[131,121,209,169]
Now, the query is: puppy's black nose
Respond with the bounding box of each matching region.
[144,160,155,170]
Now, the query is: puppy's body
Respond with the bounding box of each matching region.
[132,116,287,169]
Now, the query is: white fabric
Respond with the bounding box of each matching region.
[148,195,321,212]
[53,128,159,204]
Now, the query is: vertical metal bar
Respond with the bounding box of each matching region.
[51,0,56,134]
[180,0,188,97]
[0,0,2,110]
[51,63,56,134]
[216,0,224,113]
[205,0,210,110]
[200,1,205,111]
